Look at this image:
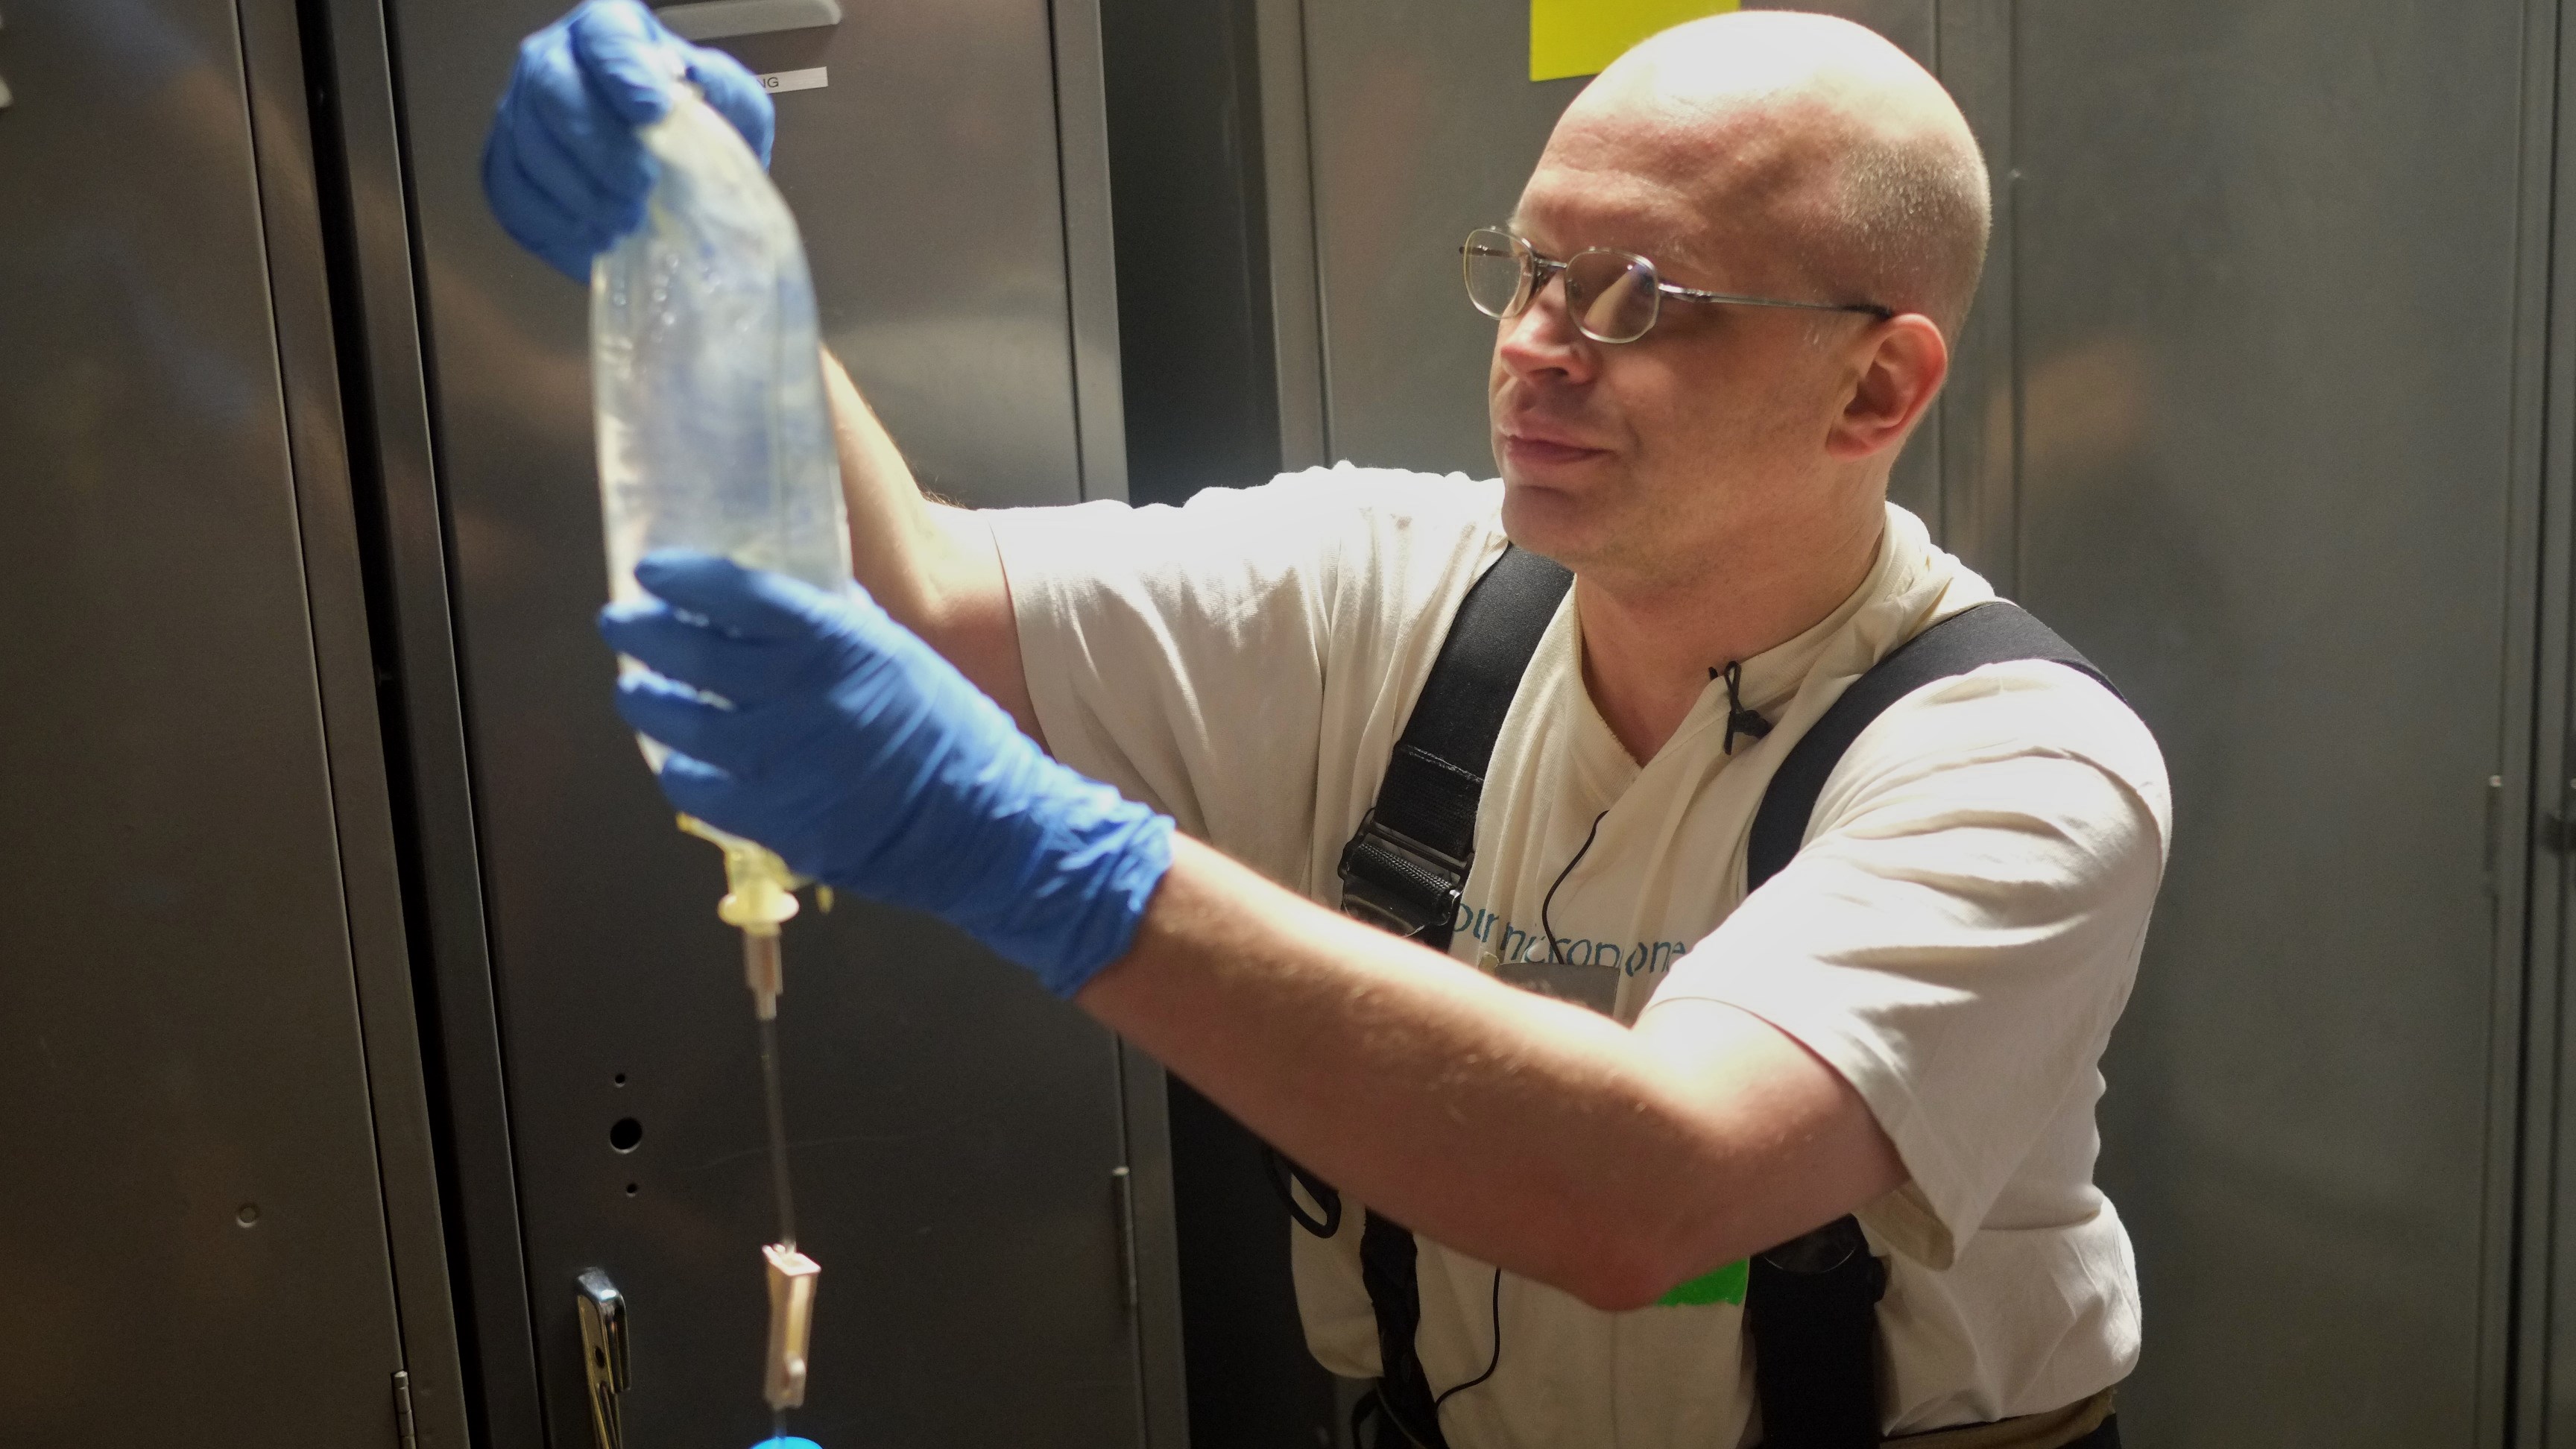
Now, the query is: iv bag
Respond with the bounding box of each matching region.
[593,82,853,637]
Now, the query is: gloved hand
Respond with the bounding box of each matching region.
[751,1439,821,1449]
[482,0,776,280]
[600,551,1175,998]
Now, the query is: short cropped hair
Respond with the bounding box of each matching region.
[1815,123,1993,339]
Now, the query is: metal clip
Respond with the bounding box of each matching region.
[1336,808,1470,939]
[575,1269,630,1449]
[763,1243,821,1409]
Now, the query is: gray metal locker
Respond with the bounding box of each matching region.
[0,1,464,1445]
[326,0,1185,1445]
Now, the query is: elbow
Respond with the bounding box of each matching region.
[1557,1239,1698,1314]
[1545,1198,1752,1313]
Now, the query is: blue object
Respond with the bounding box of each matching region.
[750,1439,823,1449]
[602,551,1175,998]
[482,0,777,280]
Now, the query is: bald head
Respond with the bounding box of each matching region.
[1553,11,1991,338]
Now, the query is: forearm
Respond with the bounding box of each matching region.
[822,351,1040,738]
[1076,836,1904,1310]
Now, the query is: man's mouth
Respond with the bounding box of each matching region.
[1500,427,1610,467]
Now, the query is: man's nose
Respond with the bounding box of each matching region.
[1494,273,1597,383]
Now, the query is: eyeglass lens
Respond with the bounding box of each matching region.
[1462,230,1531,319]
[1460,229,1663,344]
[1568,251,1658,343]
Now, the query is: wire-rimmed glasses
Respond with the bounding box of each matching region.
[1461,227,1892,344]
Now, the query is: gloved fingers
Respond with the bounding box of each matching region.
[565,0,684,126]
[748,1438,827,1449]
[616,669,815,778]
[599,599,818,704]
[614,669,745,765]
[648,750,758,831]
[520,28,656,227]
[685,46,777,165]
[480,136,597,280]
[508,101,645,262]
[633,549,868,643]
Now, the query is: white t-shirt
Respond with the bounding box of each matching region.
[987,466,2171,1448]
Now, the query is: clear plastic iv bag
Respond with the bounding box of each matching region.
[593,83,853,686]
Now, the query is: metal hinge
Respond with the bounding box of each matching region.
[2544,761,2576,854]
[1111,1164,1140,1311]
[2545,811,2576,854]
[2487,775,2504,891]
[392,1369,417,1449]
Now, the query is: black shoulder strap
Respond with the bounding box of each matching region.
[1337,544,1573,948]
[1329,543,1568,1449]
[1743,600,2113,1449]
[1748,601,2112,891]
[1326,578,2115,1449]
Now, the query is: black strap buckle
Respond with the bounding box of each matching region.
[1337,807,1470,941]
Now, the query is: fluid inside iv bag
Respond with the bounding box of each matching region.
[593,81,853,771]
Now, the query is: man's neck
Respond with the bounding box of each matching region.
[1576,509,1886,763]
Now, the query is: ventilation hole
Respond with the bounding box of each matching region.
[608,1117,644,1152]
[613,1073,628,1087]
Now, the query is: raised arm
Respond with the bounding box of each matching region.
[596,556,1929,1310]
[819,353,1039,740]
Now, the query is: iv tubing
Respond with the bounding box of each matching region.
[757,1003,798,1250]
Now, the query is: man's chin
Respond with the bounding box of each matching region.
[1497,479,1600,566]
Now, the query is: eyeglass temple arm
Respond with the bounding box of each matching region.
[1664,282,1893,319]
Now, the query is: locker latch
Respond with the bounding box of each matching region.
[576,1269,631,1449]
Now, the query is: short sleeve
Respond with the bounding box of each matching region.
[1650,662,2171,1267]
[985,466,1505,889]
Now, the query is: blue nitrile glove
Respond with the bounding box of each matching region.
[482,0,776,280]
[600,551,1176,997]
[751,1439,821,1449]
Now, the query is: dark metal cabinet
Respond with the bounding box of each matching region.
[2004,6,2539,1442]
[0,1,458,1445]
[363,1,1181,1446]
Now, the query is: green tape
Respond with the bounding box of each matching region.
[1655,1258,1749,1307]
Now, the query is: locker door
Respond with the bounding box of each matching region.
[0,1,418,1444]
[2004,4,2534,1442]
[376,1,1173,1445]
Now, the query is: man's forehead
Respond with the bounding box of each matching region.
[1512,100,1816,268]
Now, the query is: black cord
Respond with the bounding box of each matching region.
[1413,807,1606,1430]
[1433,1266,1506,1414]
[1540,809,1610,966]
[1716,660,1772,755]
[1436,811,1605,1430]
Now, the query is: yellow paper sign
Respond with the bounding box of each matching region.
[1530,0,1742,82]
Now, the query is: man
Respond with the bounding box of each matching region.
[486,4,2167,1445]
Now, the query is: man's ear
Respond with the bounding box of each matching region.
[1825,315,1948,460]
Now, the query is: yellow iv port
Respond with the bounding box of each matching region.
[678,815,804,1017]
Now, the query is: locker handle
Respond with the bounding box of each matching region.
[576,1269,630,1449]
[654,0,842,42]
